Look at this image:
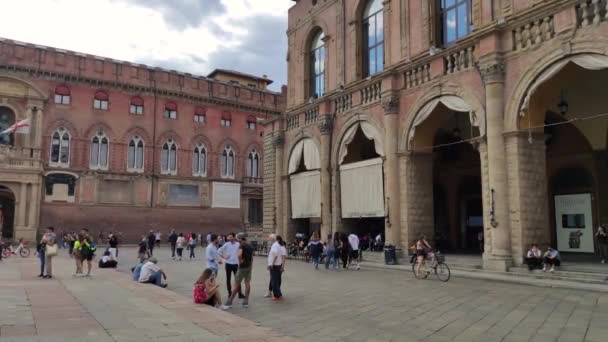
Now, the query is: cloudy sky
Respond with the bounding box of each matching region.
[0,0,292,91]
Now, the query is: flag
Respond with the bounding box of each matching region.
[0,119,30,135]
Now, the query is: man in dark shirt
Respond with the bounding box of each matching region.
[224,233,254,309]
[147,231,156,256]
[168,229,178,259]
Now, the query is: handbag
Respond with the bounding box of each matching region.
[45,244,58,257]
[193,284,208,304]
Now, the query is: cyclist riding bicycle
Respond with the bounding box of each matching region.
[411,235,431,277]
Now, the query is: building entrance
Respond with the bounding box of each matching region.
[0,186,16,239]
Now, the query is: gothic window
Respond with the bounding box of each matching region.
[50,127,70,167]
[93,90,109,110]
[309,31,325,98]
[54,85,71,105]
[363,0,384,77]
[438,0,471,46]
[221,145,235,178]
[130,96,144,115]
[164,102,177,119]
[90,131,109,170]
[127,136,145,172]
[161,139,177,175]
[192,144,207,177]
[247,149,260,178]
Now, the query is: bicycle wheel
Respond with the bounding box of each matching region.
[2,247,11,258]
[411,259,428,279]
[20,247,30,258]
[435,262,451,282]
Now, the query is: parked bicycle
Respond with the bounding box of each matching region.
[411,250,450,282]
[1,240,31,258]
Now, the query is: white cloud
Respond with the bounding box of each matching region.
[0,0,291,89]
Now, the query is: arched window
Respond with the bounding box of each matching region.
[363,0,384,77]
[221,145,235,178]
[192,144,207,177]
[164,102,177,120]
[90,131,109,170]
[93,91,109,110]
[0,107,16,146]
[127,136,145,172]
[50,127,70,167]
[54,85,71,105]
[130,96,144,115]
[247,149,260,178]
[309,31,325,98]
[438,0,471,45]
[161,139,177,174]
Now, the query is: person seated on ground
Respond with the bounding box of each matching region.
[542,246,561,272]
[193,268,227,308]
[524,244,543,271]
[131,257,147,281]
[138,257,168,288]
[98,251,118,269]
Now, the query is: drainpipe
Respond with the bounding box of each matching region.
[150,71,158,208]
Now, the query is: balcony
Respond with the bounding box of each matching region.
[0,145,43,170]
[244,176,263,186]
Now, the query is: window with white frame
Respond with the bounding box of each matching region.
[221,145,235,178]
[220,118,232,127]
[161,139,178,175]
[50,127,70,167]
[247,149,260,178]
[164,102,177,119]
[192,144,207,177]
[309,30,325,98]
[130,96,144,115]
[93,91,109,110]
[90,131,109,170]
[194,114,206,123]
[54,85,71,105]
[127,136,145,172]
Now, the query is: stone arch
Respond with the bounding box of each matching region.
[0,75,47,100]
[286,136,321,175]
[245,142,263,158]
[44,119,78,139]
[83,121,116,140]
[0,102,25,121]
[505,36,608,132]
[299,20,330,54]
[331,113,385,167]
[189,134,213,153]
[122,126,151,145]
[400,84,486,152]
[156,130,182,147]
[217,138,240,155]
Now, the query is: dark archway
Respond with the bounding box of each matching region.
[0,186,16,239]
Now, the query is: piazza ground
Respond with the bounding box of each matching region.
[1,246,607,342]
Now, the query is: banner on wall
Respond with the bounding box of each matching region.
[554,194,594,253]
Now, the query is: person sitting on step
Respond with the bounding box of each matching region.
[524,244,543,271]
[542,246,561,273]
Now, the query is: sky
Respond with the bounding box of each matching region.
[0,0,292,91]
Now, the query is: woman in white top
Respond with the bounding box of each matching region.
[176,233,186,261]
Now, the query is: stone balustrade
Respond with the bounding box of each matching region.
[512,16,554,50]
[360,81,382,105]
[405,64,431,88]
[444,45,475,74]
[304,105,319,124]
[0,146,43,169]
[577,0,608,27]
[286,114,300,130]
[334,92,352,113]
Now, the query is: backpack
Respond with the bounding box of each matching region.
[193,284,208,304]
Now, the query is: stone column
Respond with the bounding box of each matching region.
[480,61,513,271]
[382,94,402,247]
[17,183,27,231]
[318,115,333,240]
[402,152,434,247]
[28,183,40,229]
[273,134,285,238]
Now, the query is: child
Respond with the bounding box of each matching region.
[176,233,186,261]
[193,268,227,308]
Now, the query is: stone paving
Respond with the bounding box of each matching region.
[1,246,607,342]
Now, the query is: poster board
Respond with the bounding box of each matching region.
[554,194,594,253]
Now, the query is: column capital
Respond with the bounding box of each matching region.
[318,114,334,135]
[272,134,285,147]
[381,92,400,115]
[479,62,505,84]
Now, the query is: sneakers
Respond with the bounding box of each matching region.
[356,265,360,270]
[263,292,272,298]
[242,302,249,308]
[271,297,282,301]
[602,259,606,264]
[220,304,231,310]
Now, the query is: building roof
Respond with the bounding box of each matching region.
[207,69,274,85]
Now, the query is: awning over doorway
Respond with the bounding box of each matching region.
[288,139,320,174]
[290,170,321,218]
[520,54,608,113]
[408,95,479,145]
[340,158,385,218]
[338,122,385,165]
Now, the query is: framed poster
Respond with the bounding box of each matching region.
[554,194,594,253]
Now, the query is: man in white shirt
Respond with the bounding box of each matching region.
[218,233,243,298]
[348,233,360,270]
[266,234,287,300]
[205,234,221,274]
[138,257,167,287]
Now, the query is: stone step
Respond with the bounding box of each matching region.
[508,266,607,282]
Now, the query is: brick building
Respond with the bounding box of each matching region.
[264,0,608,269]
[0,37,285,242]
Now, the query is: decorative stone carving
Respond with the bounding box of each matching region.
[381,93,399,114]
[272,134,285,147]
[480,62,506,84]
[318,115,334,135]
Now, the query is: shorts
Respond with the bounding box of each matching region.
[349,250,359,260]
[84,253,94,261]
[415,249,427,257]
[235,267,252,284]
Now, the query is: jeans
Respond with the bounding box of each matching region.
[170,243,176,258]
[147,271,163,286]
[598,242,608,260]
[148,244,154,256]
[325,250,337,269]
[176,248,183,258]
[38,250,46,275]
[312,255,320,269]
[189,245,195,258]
[270,265,282,298]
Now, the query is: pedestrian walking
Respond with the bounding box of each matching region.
[147,231,156,256]
[308,232,323,270]
[347,232,361,270]
[218,233,244,298]
[176,233,186,261]
[205,234,221,274]
[264,233,277,298]
[325,234,338,270]
[224,233,254,309]
[36,234,47,278]
[267,235,287,301]
[188,233,197,259]
[168,229,178,259]
[340,233,350,269]
[137,235,147,261]
[72,234,85,276]
[42,227,57,278]
[596,225,608,263]
[155,230,162,248]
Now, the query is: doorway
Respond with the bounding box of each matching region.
[0,186,16,239]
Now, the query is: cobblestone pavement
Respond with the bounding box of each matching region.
[112,246,608,342]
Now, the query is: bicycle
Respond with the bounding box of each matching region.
[411,251,451,282]
[1,241,31,258]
